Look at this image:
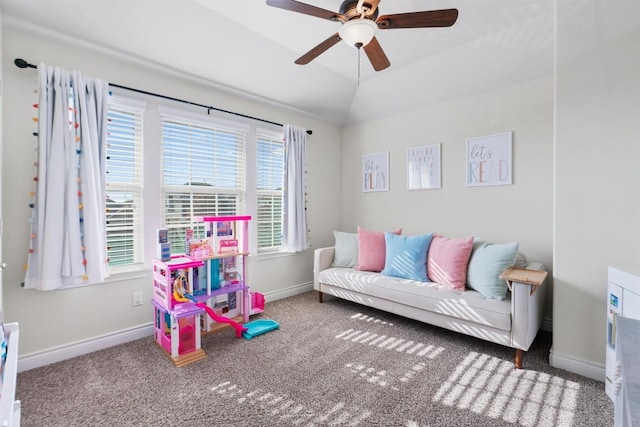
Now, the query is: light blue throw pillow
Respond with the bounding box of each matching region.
[381,232,433,281]
[332,231,358,268]
[466,241,519,300]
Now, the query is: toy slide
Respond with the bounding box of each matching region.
[195,302,247,338]
[242,319,280,340]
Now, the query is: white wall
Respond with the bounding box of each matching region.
[552,0,640,378]
[1,29,343,358]
[341,77,554,277]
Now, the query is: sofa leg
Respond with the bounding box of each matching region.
[515,349,524,369]
[318,291,323,303]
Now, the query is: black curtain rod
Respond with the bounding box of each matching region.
[14,58,312,135]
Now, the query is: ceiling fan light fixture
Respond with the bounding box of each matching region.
[339,19,377,48]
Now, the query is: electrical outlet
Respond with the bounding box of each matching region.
[132,291,144,307]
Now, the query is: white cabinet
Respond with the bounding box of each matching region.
[0,323,21,427]
[614,317,640,427]
[606,267,640,401]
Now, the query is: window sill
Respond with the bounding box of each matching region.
[253,251,295,261]
[55,265,149,290]
[105,264,150,284]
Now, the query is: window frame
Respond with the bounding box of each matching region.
[158,106,249,253]
[256,129,285,253]
[105,95,146,272]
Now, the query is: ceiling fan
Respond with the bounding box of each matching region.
[266,0,459,72]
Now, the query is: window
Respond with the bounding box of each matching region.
[256,132,284,252]
[106,97,145,268]
[160,110,247,253]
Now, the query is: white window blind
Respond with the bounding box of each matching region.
[161,114,246,253]
[106,98,145,268]
[256,131,284,252]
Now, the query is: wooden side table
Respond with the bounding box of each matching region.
[500,267,548,296]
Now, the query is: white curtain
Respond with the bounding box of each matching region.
[23,64,109,290]
[282,125,308,253]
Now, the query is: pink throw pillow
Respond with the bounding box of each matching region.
[356,226,402,272]
[427,235,474,291]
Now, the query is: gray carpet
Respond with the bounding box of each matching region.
[17,291,612,426]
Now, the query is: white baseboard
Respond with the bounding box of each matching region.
[549,347,605,382]
[264,281,314,302]
[18,323,154,372]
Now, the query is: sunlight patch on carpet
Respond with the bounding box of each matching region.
[350,312,394,325]
[405,421,431,427]
[210,381,372,426]
[345,361,429,391]
[345,362,390,387]
[432,352,579,426]
[336,328,446,358]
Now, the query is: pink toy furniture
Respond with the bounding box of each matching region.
[250,292,265,315]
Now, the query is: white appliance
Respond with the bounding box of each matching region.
[606,266,640,401]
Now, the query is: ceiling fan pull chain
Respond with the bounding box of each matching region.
[357,47,361,86]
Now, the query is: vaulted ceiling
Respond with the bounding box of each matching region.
[1,0,554,126]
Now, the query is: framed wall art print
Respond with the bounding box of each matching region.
[407,144,441,190]
[466,131,512,187]
[363,151,389,192]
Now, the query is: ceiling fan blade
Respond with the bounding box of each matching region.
[376,9,459,29]
[363,36,390,71]
[266,0,340,21]
[295,33,342,65]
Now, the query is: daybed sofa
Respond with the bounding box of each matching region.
[313,229,548,369]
